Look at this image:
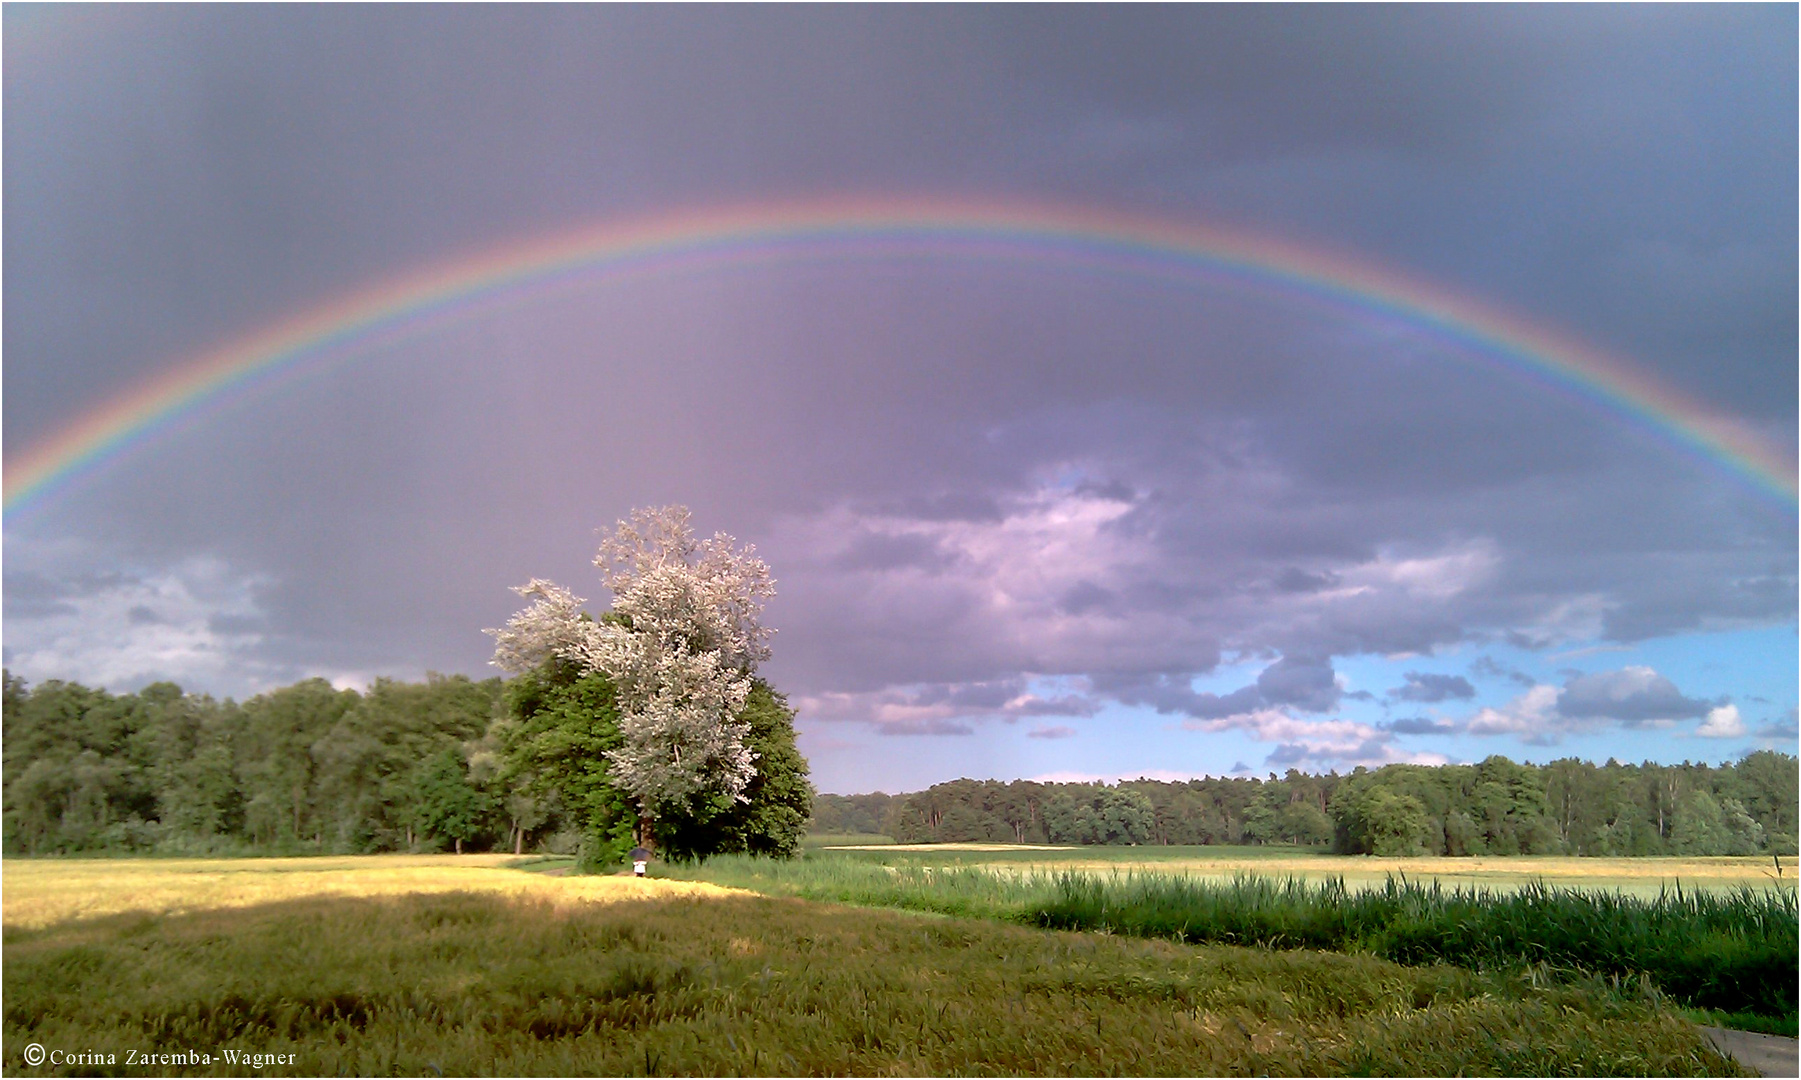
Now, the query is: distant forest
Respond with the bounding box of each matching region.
[5,670,1794,859]
[813,753,1798,857]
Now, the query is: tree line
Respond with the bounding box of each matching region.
[1,666,811,864]
[11,662,1792,862]
[818,752,1797,857]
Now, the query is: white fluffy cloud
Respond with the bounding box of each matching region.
[1694,703,1746,738]
[1183,707,1446,768]
[1466,666,1727,745]
[3,553,278,695]
[1557,666,1711,721]
[1467,684,1565,742]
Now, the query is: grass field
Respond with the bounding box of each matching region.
[655,846,1799,1024]
[1,854,1756,1076]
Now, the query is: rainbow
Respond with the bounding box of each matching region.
[5,196,1794,515]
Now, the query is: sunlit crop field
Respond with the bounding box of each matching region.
[0,854,739,931]
[817,843,1797,898]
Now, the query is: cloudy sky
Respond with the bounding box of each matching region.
[5,6,1795,793]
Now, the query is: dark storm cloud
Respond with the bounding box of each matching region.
[1390,672,1477,703]
[3,4,1793,737]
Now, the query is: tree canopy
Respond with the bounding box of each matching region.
[486,505,806,858]
[2,663,815,863]
[871,758,1796,857]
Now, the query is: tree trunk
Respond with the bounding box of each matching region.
[455,837,463,855]
[637,811,656,854]
[514,825,523,856]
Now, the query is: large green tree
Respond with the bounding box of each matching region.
[1043,786,1156,845]
[237,679,358,847]
[486,507,808,863]
[410,747,497,854]
[502,656,636,869]
[654,680,813,860]
[311,674,501,851]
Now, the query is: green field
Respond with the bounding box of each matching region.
[655,845,1799,1025]
[1,855,1778,1076]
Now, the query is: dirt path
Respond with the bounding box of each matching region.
[1701,1027,1799,1077]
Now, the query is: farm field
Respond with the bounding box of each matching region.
[1,855,1752,1077]
[0,854,740,931]
[810,842,1798,898]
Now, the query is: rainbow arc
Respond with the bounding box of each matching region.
[5,197,1794,515]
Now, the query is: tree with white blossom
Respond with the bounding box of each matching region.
[486,506,777,850]
[486,578,592,675]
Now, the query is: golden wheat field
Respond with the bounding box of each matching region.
[0,854,741,931]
